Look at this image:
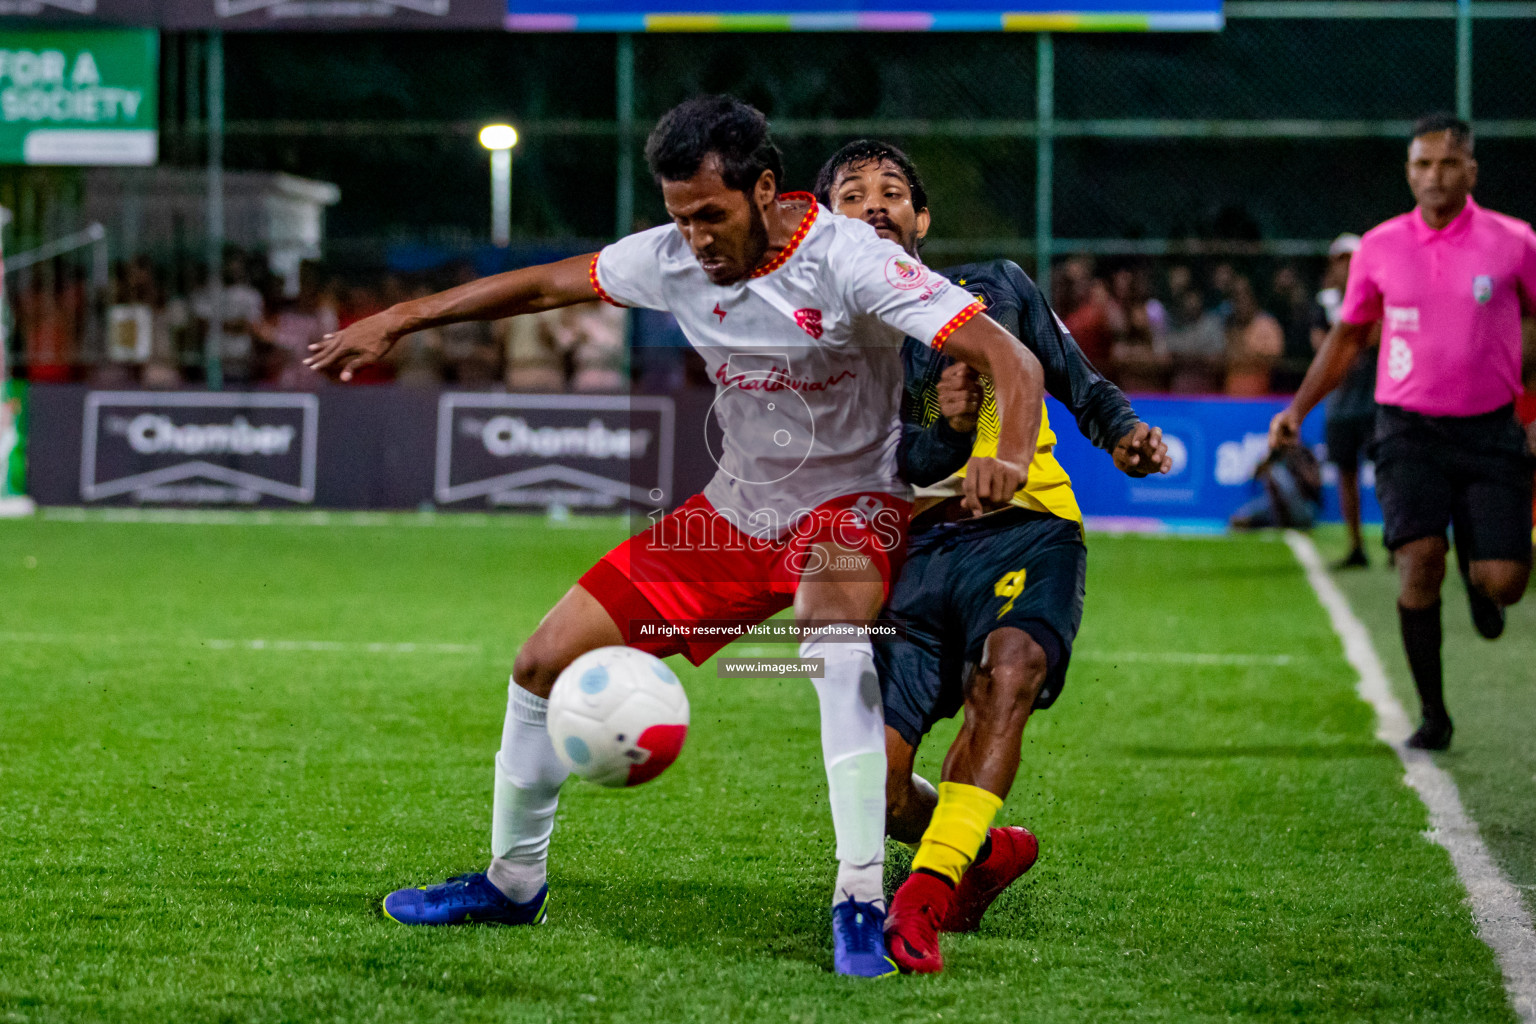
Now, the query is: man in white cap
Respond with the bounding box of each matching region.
[1311,232,1376,568]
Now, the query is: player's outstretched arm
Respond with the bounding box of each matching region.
[305,252,600,381]
[944,315,1044,514]
[1269,319,1374,449]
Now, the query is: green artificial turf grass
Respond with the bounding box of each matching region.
[1323,523,1536,924]
[0,516,1516,1023]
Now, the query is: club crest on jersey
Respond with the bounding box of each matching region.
[884,255,927,291]
[1385,305,1420,332]
[794,308,825,339]
[1473,275,1493,304]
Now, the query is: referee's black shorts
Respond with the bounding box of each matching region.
[1374,403,1535,561]
[1325,413,1374,474]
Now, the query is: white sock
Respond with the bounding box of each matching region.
[801,635,887,908]
[486,679,569,903]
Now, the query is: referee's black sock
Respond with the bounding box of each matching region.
[1398,601,1447,722]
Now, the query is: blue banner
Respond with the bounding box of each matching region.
[1048,394,1381,533]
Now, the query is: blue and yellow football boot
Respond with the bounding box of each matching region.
[831,898,898,977]
[382,873,548,926]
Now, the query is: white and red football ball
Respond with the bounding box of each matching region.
[547,646,689,787]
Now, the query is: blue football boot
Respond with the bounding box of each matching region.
[382,872,548,926]
[831,898,898,977]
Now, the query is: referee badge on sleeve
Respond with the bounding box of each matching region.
[1473,274,1493,304]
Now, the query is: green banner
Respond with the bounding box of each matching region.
[0,29,157,166]
[2,379,24,499]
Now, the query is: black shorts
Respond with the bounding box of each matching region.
[1374,404,1535,561]
[876,507,1087,750]
[1325,413,1374,473]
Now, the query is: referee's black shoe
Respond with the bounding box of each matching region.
[1457,549,1507,640]
[1467,587,1506,639]
[1406,715,1454,752]
[1332,547,1369,570]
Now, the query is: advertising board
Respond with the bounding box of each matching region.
[0,29,156,165]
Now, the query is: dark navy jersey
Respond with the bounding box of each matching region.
[899,259,1142,509]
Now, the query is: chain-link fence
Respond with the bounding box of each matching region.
[2,3,1532,388]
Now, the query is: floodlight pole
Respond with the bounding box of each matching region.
[205,30,225,391]
[480,125,518,245]
[1455,0,1472,120]
[1035,32,1054,306]
[615,33,636,237]
[490,148,512,247]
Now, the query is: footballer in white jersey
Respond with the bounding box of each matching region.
[306,95,1045,978]
[593,192,982,536]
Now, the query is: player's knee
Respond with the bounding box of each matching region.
[511,634,562,699]
[1407,559,1446,591]
[1469,561,1530,607]
[994,649,1048,712]
[969,638,1047,728]
[795,583,884,631]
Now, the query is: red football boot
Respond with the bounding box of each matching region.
[885,870,953,974]
[942,826,1039,933]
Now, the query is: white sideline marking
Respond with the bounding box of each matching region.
[1286,531,1536,1024]
[728,644,1298,666]
[0,631,482,656]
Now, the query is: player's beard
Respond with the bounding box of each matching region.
[700,200,776,283]
[740,201,771,278]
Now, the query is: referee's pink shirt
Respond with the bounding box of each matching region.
[1340,196,1536,417]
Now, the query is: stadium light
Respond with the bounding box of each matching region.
[479,124,519,247]
[478,124,518,151]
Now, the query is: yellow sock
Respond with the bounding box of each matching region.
[909,782,1003,886]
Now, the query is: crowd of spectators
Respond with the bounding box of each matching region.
[1050,255,1325,397]
[8,247,1358,398]
[9,249,627,395]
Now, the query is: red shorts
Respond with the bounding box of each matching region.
[579,491,909,666]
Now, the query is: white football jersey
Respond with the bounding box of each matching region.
[593,193,981,537]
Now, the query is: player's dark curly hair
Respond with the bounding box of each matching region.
[1412,111,1474,153]
[645,95,784,194]
[812,139,929,213]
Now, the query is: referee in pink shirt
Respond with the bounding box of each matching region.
[1272,113,1536,751]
